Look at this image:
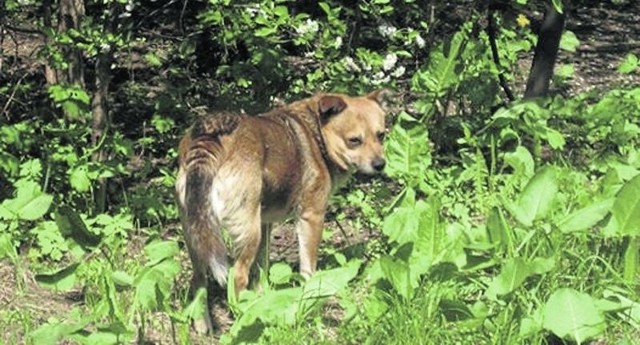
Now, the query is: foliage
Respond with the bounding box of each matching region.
[1,0,639,344]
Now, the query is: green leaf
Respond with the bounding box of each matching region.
[545,128,566,149]
[542,288,606,343]
[486,207,512,250]
[30,310,89,345]
[182,287,208,323]
[504,146,535,182]
[519,307,543,338]
[384,112,431,183]
[269,262,293,285]
[610,174,640,236]
[112,270,134,287]
[144,240,179,266]
[556,198,614,233]
[379,256,413,299]
[254,27,277,37]
[2,180,53,221]
[302,259,360,300]
[412,30,465,96]
[69,166,91,192]
[55,206,101,248]
[0,232,17,261]
[509,166,558,227]
[618,53,639,74]
[559,31,579,52]
[35,263,80,291]
[485,257,531,300]
[134,267,163,310]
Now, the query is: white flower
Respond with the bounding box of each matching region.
[296,19,319,36]
[334,36,343,49]
[343,57,361,73]
[391,66,406,77]
[378,22,397,38]
[415,34,426,48]
[383,53,398,71]
[245,6,260,17]
[372,71,390,85]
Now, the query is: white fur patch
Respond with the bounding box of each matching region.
[209,256,228,286]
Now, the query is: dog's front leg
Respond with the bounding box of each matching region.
[296,210,325,277]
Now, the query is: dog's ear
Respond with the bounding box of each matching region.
[367,89,393,109]
[318,95,347,122]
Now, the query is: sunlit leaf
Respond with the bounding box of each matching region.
[557,198,614,233]
[542,288,605,343]
[610,174,640,236]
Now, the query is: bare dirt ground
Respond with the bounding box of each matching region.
[1,2,640,344]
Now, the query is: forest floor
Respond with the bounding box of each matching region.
[1,2,640,344]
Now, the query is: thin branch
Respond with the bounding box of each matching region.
[486,10,516,102]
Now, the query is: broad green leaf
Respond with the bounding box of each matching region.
[35,263,80,291]
[545,128,566,149]
[134,267,163,310]
[486,257,531,299]
[269,262,293,285]
[504,146,535,183]
[412,30,465,96]
[30,309,89,345]
[557,198,614,233]
[618,53,639,74]
[379,256,413,299]
[410,196,445,278]
[229,287,300,342]
[382,206,420,245]
[542,288,606,343]
[302,259,360,300]
[511,166,558,227]
[144,240,179,266]
[519,307,544,338]
[610,174,640,236]
[559,31,579,52]
[529,257,555,275]
[254,27,277,37]
[112,270,134,287]
[2,180,53,221]
[69,166,91,192]
[384,112,431,183]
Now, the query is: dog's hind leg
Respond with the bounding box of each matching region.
[229,205,262,296]
[249,223,272,291]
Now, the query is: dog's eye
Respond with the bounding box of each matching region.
[347,137,363,148]
[376,132,386,142]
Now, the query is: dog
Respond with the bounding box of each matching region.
[175,90,390,332]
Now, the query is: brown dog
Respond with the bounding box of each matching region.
[175,90,389,332]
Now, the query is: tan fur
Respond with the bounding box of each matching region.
[175,90,389,332]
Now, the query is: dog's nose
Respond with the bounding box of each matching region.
[372,158,386,172]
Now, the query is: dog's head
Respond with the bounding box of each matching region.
[318,90,391,175]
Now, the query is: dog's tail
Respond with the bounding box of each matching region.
[180,114,240,287]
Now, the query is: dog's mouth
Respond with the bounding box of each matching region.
[352,158,386,176]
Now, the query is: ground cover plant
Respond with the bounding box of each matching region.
[1,0,639,344]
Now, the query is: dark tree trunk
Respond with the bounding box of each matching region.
[523,5,566,98]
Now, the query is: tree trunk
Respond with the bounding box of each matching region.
[523,5,566,98]
[91,53,112,213]
[58,0,85,87]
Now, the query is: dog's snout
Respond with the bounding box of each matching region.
[372,158,386,172]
